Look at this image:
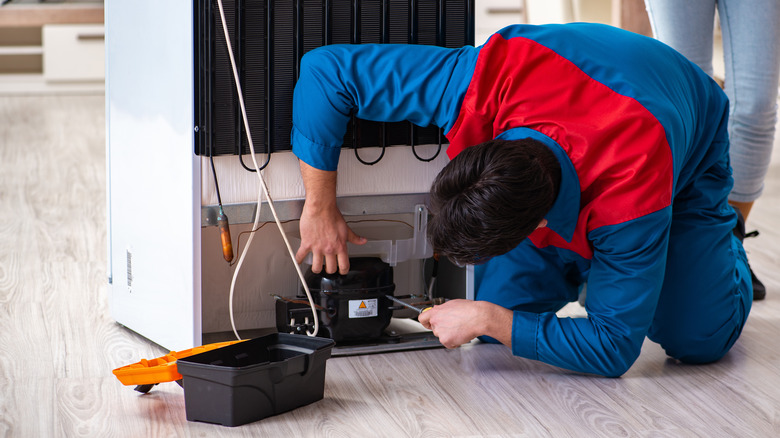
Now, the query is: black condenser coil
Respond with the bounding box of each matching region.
[194,0,475,159]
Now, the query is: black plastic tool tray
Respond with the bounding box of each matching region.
[176,333,335,427]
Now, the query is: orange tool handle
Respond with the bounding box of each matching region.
[217,212,234,263]
[112,340,245,386]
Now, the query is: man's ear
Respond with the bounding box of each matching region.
[537,219,548,229]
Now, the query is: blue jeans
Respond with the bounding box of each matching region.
[645,0,780,203]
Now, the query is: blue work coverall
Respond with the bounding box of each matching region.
[291,23,752,377]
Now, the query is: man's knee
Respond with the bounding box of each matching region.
[648,289,750,364]
[650,323,740,364]
[650,230,752,364]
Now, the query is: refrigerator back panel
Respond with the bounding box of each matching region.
[194,0,475,158]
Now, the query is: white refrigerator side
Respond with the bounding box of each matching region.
[105,0,201,351]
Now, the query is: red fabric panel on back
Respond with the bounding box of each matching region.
[446,35,673,259]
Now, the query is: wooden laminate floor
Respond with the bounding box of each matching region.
[1,95,779,437]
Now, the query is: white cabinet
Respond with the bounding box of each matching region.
[474,0,614,41]
[475,0,527,45]
[43,24,105,82]
[0,3,104,94]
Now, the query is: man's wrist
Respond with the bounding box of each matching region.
[477,301,513,347]
[303,197,338,216]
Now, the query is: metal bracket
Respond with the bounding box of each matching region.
[202,193,431,226]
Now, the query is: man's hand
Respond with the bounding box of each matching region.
[296,201,366,274]
[296,160,366,275]
[418,299,513,349]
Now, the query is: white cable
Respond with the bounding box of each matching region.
[228,182,264,340]
[217,0,319,338]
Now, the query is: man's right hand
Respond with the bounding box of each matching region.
[296,160,366,275]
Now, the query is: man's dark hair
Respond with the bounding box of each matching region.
[427,138,561,266]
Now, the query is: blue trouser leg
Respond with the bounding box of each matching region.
[648,230,752,364]
[647,152,752,363]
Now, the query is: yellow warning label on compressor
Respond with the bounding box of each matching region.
[349,299,378,318]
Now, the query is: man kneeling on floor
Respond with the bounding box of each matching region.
[291,23,754,377]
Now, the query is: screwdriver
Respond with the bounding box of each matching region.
[385,295,433,314]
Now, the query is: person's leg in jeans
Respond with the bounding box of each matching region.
[717,0,780,218]
[645,0,779,299]
[644,0,717,75]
